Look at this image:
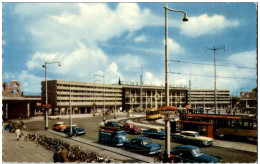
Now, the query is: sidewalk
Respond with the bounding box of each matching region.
[2,126,53,163]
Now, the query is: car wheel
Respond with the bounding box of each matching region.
[198,141,204,147]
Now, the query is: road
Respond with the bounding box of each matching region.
[24,115,257,163]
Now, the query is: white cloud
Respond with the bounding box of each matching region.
[163,38,185,56]
[116,54,144,72]
[227,50,256,68]
[134,34,147,43]
[18,71,43,93]
[180,14,239,37]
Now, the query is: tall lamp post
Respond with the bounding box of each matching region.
[42,61,61,130]
[94,74,105,122]
[164,4,188,160]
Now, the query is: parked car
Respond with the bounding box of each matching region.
[171,131,214,146]
[142,128,165,139]
[170,145,221,163]
[99,127,127,146]
[105,121,122,128]
[52,122,67,131]
[64,124,86,136]
[124,137,162,155]
[122,123,141,134]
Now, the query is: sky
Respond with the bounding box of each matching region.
[2,2,257,96]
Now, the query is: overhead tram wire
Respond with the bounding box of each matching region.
[168,72,256,80]
[168,59,256,70]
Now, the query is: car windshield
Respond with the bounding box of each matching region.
[192,148,203,157]
[195,132,200,137]
[142,139,152,145]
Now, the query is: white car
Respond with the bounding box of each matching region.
[171,131,214,146]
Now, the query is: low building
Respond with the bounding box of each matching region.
[2,81,42,119]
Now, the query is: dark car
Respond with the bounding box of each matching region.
[124,137,162,155]
[170,145,221,163]
[122,123,141,134]
[105,121,121,128]
[64,125,86,136]
[142,128,165,139]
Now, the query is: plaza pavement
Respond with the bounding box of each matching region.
[2,127,53,163]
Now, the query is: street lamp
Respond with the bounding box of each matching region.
[42,61,61,130]
[94,74,105,122]
[164,4,188,160]
[94,79,101,116]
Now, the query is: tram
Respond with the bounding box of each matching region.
[146,108,162,120]
[179,113,257,139]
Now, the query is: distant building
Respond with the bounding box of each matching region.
[188,89,230,109]
[2,81,41,119]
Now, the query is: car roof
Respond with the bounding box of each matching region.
[132,136,149,140]
[124,123,134,126]
[55,122,65,124]
[107,121,117,123]
[181,131,198,134]
[175,145,199,150]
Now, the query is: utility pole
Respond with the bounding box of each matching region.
[140,66,143,113]
[189,71,191,106]
[206,45,226,114]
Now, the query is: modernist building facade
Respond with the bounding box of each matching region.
[188,89,231,109]
[41,80,231,115]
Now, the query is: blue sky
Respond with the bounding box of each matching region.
[2,2,257,95]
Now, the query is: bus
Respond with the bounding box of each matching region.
[178,113,257,139]
[146,108,162,120]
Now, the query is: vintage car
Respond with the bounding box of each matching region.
[122,123,141,134]
[142,128,165,139]
[63,124,86,136]
[170,145,221,163]
[171,131,214,146]
[124,137,162,155]
[52,122,67,131]
[105,121,122,128]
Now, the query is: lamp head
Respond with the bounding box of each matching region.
[182,14,188,22]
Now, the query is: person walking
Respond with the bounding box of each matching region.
[53,146,62,163]
[59,146,69,162]
[15,128,22,141]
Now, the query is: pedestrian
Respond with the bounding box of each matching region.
[53,146,62,163]
[59,146,69,162]
[15,128,22,141]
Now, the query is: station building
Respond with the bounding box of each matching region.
[41,80,231,115]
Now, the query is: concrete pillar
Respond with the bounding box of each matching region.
[59,108,62,115]
[161,91,163,106]
[150,91,153,108]
[5,103,8,120]
[85,108,87,113]
[66,108,69,115]
[27,103,30,118]
[73,108,75,115]
[79,108,81,114]
[146,91,148,109]
[34,108,37,116]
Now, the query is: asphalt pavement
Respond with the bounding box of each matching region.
[2,111,257,163]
